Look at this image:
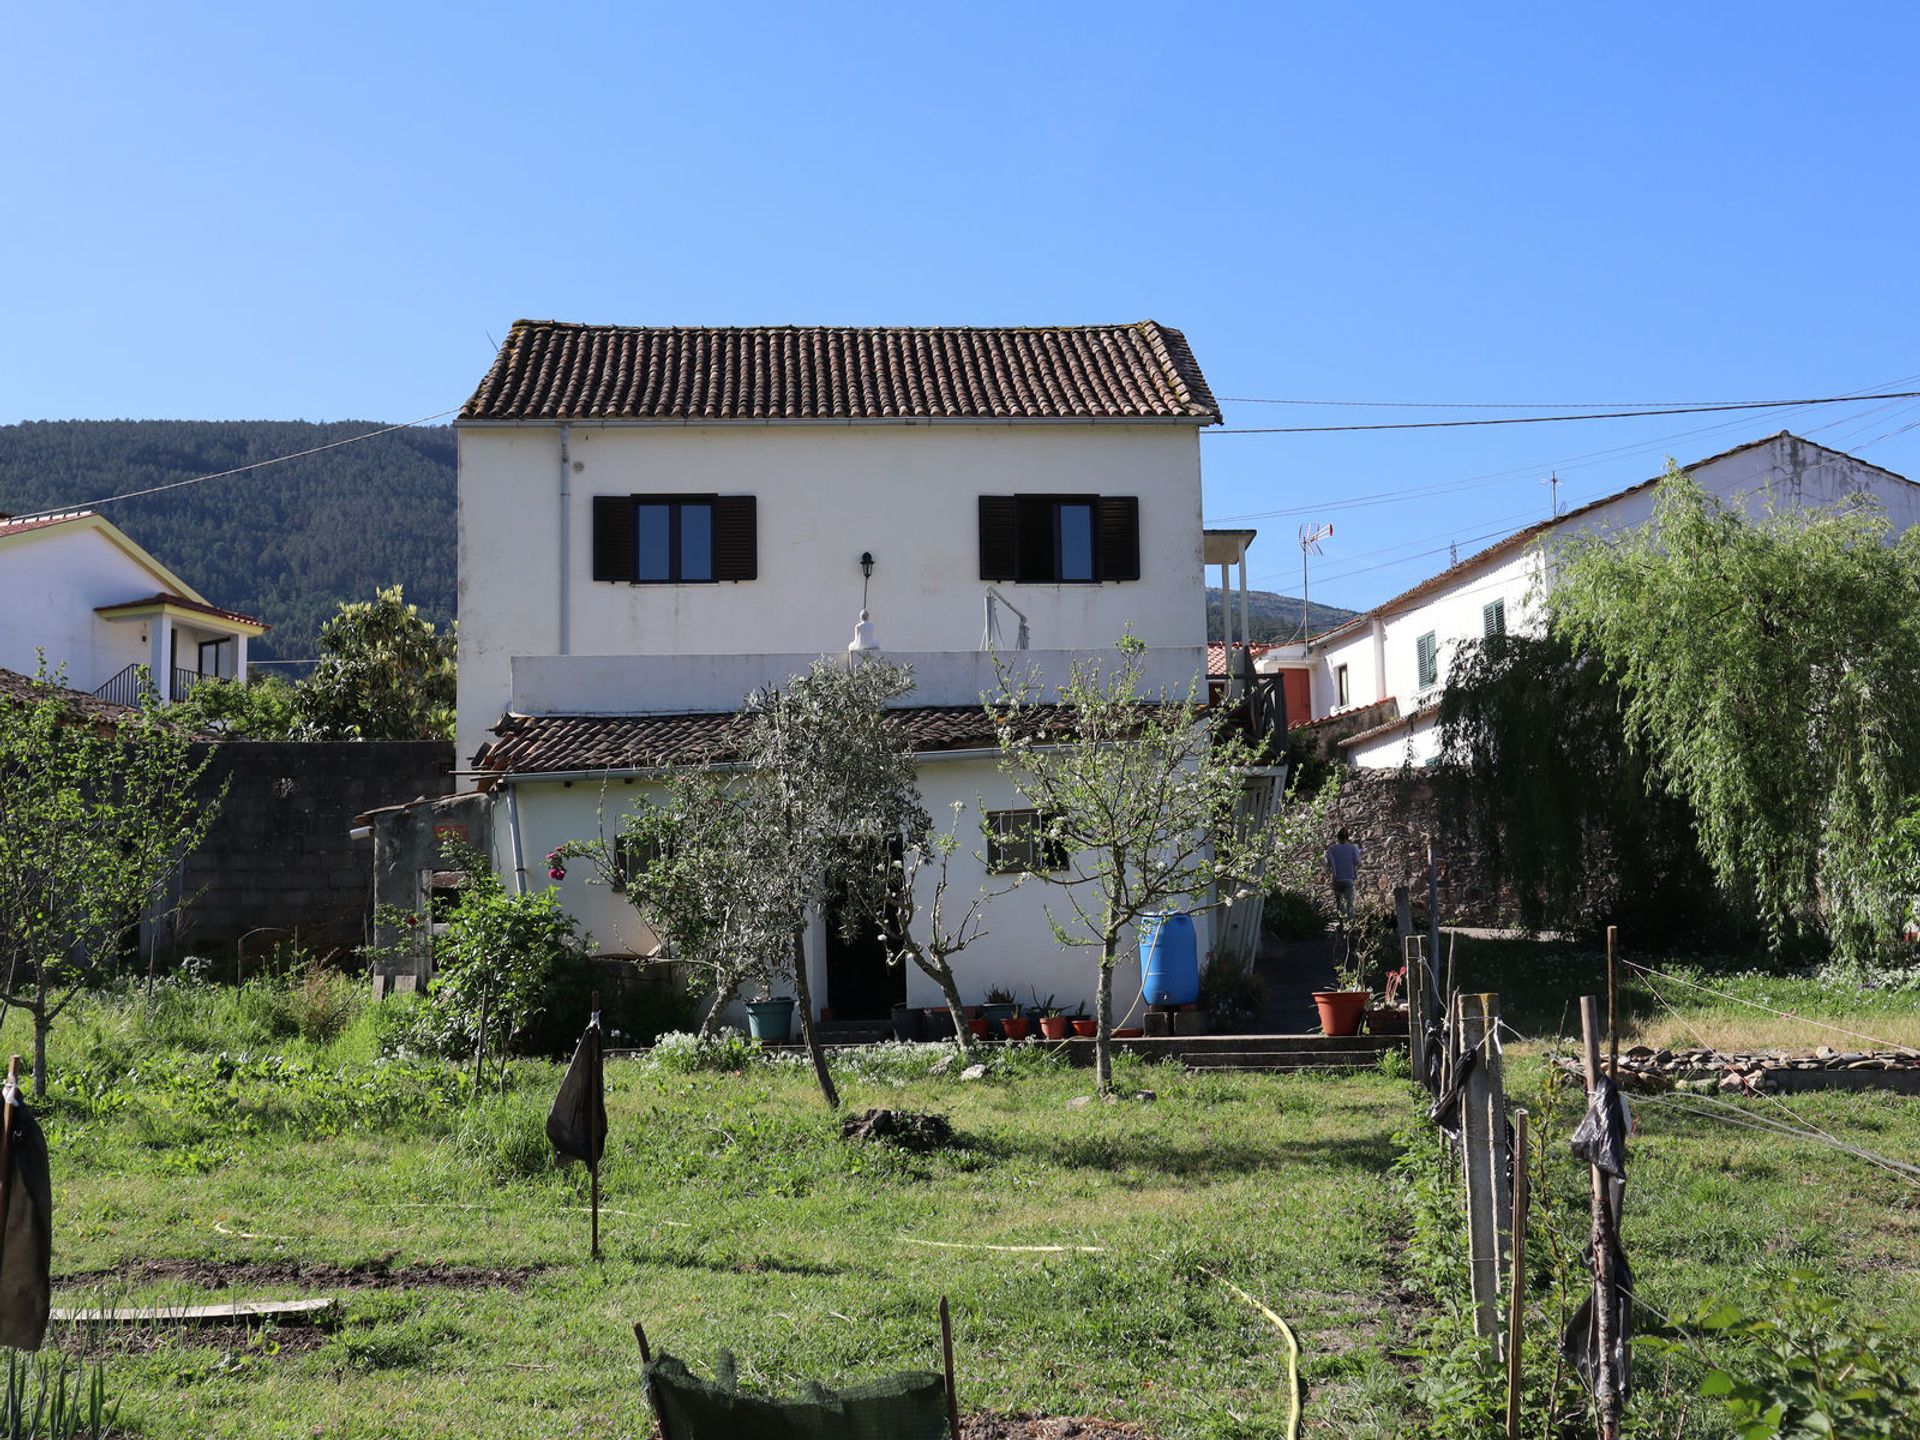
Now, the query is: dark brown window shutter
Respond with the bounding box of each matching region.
[1099,496,1140,581]
[713,495,757,581]
[979,496,1018,580]
[592,495,637,581]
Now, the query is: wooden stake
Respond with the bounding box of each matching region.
[1458,993,1509,1346]
[590,992,602,1263]
[1405,936,1428,1092]
[633,1323,669,1440]
[1581,996,1623,1440]
[1505,1108,1530,1438]
[939,1295,960,1440]
[1606,925,1619,1081]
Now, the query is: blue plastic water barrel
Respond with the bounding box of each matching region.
[1140,912,1199,1007]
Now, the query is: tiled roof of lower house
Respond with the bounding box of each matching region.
[460,321,1221,423]
[0,667,142,728]
[474,705,1058,782]
[1338,703,1440,750]
[95,592,270,630]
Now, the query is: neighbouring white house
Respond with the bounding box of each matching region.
[0,509,268,704]
[1296,432,1920,768]
[446,319,1274,1023]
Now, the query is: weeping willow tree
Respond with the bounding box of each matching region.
[1550,465,1920,960]
[1438,630,1722,939]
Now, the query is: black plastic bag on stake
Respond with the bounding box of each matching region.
[547,1018,607,1168]
[1570,1074,1629,1179]
[0,1070,51,1351]
[1563,1238,1634,1405]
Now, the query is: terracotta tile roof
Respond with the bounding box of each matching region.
[1338,703,1440,750]
[95,592,270,631]
[1311,433,1914,645]
[473,704,1060,781]
[0,666,142,727]
[0,510,96,536]
[460,321,1221,424]
[1206,641,1284,677]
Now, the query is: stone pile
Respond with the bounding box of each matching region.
[1556,1043,1920,1093]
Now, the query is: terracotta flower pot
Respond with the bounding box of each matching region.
[1113,1026,1144,1039]
[1313,990,1369,1038]
[1071,1019,1098,1038]
[1039,1016,1071,1040]
[967,1018,991,1039]
[1000,1017,1031,1041]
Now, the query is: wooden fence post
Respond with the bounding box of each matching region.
[1405,934,1429,1091]
[1505,1108,1530,1437]
[1458,992,1511,1349]
[1581,995,1625,1440]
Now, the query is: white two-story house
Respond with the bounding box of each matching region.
[0,509,267,703]
[454,320,1242,1021]
[1302,433,1920,767]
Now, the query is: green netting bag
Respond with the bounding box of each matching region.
[644,1349,951,1440]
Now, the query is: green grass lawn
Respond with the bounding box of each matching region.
[13,963,1920,1438]
[16,990,1415,1440]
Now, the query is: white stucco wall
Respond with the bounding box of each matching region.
[0,525,162,690]
[1314,435,1920,767]
[496,754,1212,1024]
[456,421,1209,765]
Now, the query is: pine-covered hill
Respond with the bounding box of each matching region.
[0,420,455,662]
[0,419,1360,663]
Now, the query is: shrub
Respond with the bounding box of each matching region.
[1262,889,1327,941]
[1200,961,1268,1032]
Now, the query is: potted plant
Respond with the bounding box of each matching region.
[890,1001,921,1042]
[1312,934,1369,1038]
[1365,964,1409,1035]
[1070,1007,1098,1039]
[967,1016,992,1040]
[1113,1025,1144,1040]
[982,985,1020,1024]
[1000,1014,1031,1041]
[747,992,797,1044]
[923,1006,957,1041]
[1025,991,1059,1025]
[1037,1002,1071,1041]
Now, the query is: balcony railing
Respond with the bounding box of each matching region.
[92,664,227,708]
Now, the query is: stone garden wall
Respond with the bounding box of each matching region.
[1291,767,1500,926]
[170,741,454,966]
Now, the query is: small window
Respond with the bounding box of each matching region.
[1416,631,1438,689]
[593,494,756,583]
[1334,664,1350,708]
[613,832,674,892]
[1483,599,1506,638]
[986,810,1069,874]
[636,499,716,583]
[979,495,1139,583]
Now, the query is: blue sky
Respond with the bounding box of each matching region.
[5,2,1918,611]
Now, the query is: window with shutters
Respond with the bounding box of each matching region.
[1483,598,1506,637]
[979,495,1139,583]
[985,810,1070,874]
[1334,664,1350,708]
[592,494,756,583]
[1416,631,1438,689]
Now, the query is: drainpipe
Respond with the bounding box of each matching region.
[503,784,529,897]
[557,425,572,656]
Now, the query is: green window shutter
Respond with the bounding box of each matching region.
[1416,631,1438,688]
[1483,599,1505,637]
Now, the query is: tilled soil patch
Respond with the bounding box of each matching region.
[57,1320,332,1355]
[961,1417,1151,1439]
[56,1258,543,1291]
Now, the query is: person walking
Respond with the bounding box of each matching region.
[1326,828,1363,925]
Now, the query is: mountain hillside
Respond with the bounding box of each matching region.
[0,421,455,661]
[1207,587,1357,643]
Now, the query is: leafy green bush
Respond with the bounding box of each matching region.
[1647,1275,1920,1438]
[1199,960,1267,1032]
[1262,888,1327,941]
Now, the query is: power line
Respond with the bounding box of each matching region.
[6,408,462,522]
[1206,390,1920,436]
[1219,395,1767,410]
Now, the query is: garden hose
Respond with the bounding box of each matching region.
[1204,1268,1302,1440]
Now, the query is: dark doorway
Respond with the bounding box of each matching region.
[824,837,906,1020]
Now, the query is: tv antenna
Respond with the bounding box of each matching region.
[1543,470,1563,518]
[1298,522,1333,641]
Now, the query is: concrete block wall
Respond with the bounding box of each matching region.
[173,741,454,964]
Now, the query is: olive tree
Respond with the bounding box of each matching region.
[990,637,1327,1095]
[1552,466,1920,958]
[0,677,223,1096]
